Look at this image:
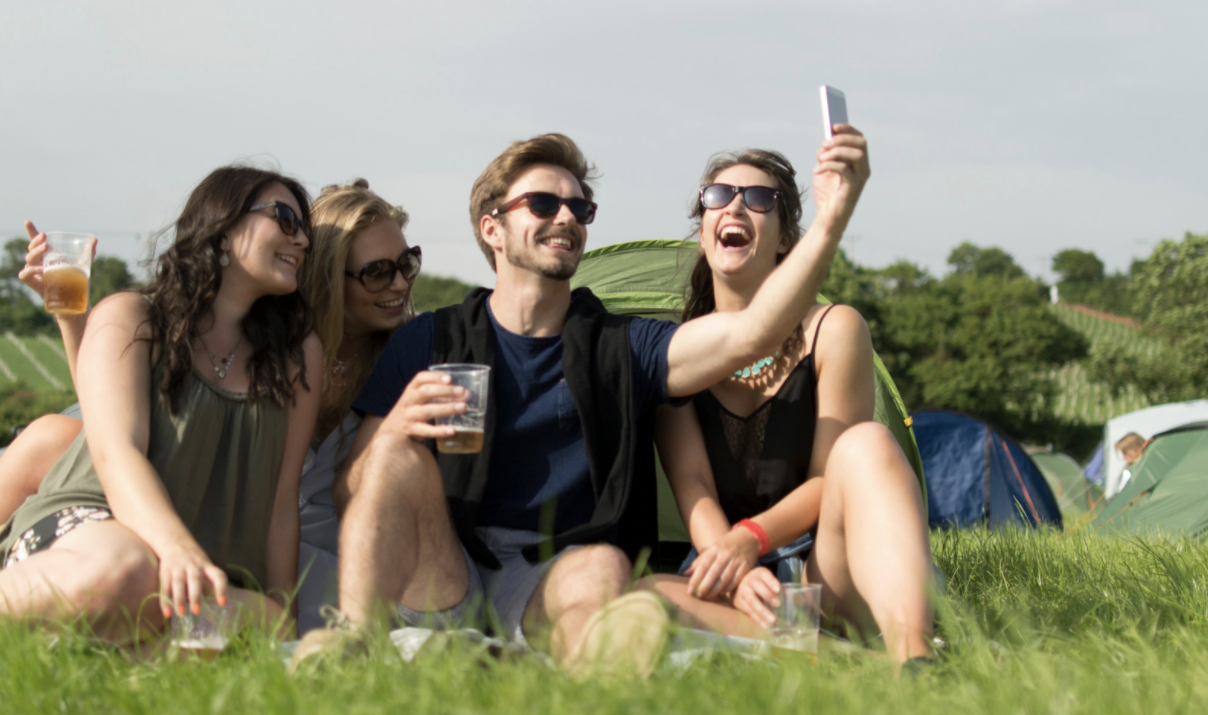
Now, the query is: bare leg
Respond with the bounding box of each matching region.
[521,545,632,662]
[337,434,469,627]
[0,415,81,523]
[640,574,764,639]
[0,519,162,643]
[806,421,934,662]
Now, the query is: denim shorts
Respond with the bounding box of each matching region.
[678,531,815,583]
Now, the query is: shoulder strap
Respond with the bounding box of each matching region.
[809,304,838,355]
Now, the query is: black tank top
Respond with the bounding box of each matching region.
[692,306,834,524]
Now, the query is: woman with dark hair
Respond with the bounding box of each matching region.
[0,166,323,642]
[1,178,419,637]
[649,127,936,664]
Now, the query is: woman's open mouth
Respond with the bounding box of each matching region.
[717,225,752,250]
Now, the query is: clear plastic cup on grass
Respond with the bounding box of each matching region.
[768,582,821,659]
[170,601,233,661]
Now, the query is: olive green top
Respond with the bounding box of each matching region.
[0,360,288,589]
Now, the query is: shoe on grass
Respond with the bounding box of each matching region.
[562,591,669,680]
[287,606,367,674]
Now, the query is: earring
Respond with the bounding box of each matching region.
[219,251,230,267]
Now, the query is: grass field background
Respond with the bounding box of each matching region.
[1048,304,1161,425]
[2,527,1207,713]
[0,333,71,392]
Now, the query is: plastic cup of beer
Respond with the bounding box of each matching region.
[429,363,489,454]
[769,582,821,658]
[42,232,93,315]
[170,600,233,661]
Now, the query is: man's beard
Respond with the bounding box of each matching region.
[503,225,582,280]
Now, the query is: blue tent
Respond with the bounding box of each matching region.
[911,410,1062,529]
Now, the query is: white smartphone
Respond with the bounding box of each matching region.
[820,85,848,140]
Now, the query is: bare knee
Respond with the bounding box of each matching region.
[353,434,443,505]
[826,422,918,491]
[63,545,158,618]
[558,545,631,607]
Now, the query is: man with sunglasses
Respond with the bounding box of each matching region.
[321,130,869,677]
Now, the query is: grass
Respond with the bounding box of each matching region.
[1049,304,1165,425]
[0,333,70,392]
[4,528,1208,713]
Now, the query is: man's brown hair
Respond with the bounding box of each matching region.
[468,133,596,271]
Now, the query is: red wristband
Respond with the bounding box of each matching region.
[733,519,770,556]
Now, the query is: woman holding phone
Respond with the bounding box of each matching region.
[0,166,323,642]
[0,178,420,637]
[650,127,936,664]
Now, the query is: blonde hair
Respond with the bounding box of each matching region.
[468,133,596,271]
[301,179,411,440]
[1116,432,1145,455]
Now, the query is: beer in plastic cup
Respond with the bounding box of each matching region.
[769,582,821,658]
[42,233,93,315]
[170,601,233,661]
[429,363,490,454]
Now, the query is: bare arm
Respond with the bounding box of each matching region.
[655,403,730,551]
[76,292,227,619]
[665,127,870,398]
[19,221,95,386]
[264,333,324,627]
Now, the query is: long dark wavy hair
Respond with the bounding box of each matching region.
[142,165,314,413]
[682,149,805,322]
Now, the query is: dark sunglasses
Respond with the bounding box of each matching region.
[345,245,422,293]
[248,201,309,237]
[490,192,597,225]
[698,184,782,214]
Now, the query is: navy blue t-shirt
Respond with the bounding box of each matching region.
[352,298,678,532]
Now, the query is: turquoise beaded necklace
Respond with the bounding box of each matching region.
[729,325,803,381]
[733,350,780,379]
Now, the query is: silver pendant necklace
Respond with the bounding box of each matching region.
[200,333,243,379]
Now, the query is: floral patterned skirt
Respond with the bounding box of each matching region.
[3,505,114,568]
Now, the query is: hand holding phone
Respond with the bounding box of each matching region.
[820,85,848,140]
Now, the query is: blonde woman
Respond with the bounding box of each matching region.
[295,179,418,633]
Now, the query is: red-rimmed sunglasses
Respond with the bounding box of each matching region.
[344,246,422,293]
[490,192,598,225]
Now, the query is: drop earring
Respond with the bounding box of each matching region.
[219,251,230,267]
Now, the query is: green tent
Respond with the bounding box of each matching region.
[570,239,927,545]
[1031,451,1104,515]
[1092,423,1208,537]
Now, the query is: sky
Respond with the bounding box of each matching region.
[3,1,1205,288]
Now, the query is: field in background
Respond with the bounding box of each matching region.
[1049,303,1160,425]
[0,332,71,391]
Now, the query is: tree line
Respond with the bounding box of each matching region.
[820,231,1208,455]
[5,231,1204,454]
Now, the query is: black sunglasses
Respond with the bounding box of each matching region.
[698,184,782,214]
[345,246,422,293]
[490,192,597,225]
[248,201,309,237]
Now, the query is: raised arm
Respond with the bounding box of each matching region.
[264,333,324,629]
[664,127,870,398]
[19,221,96,386]
[76,292,227,620]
